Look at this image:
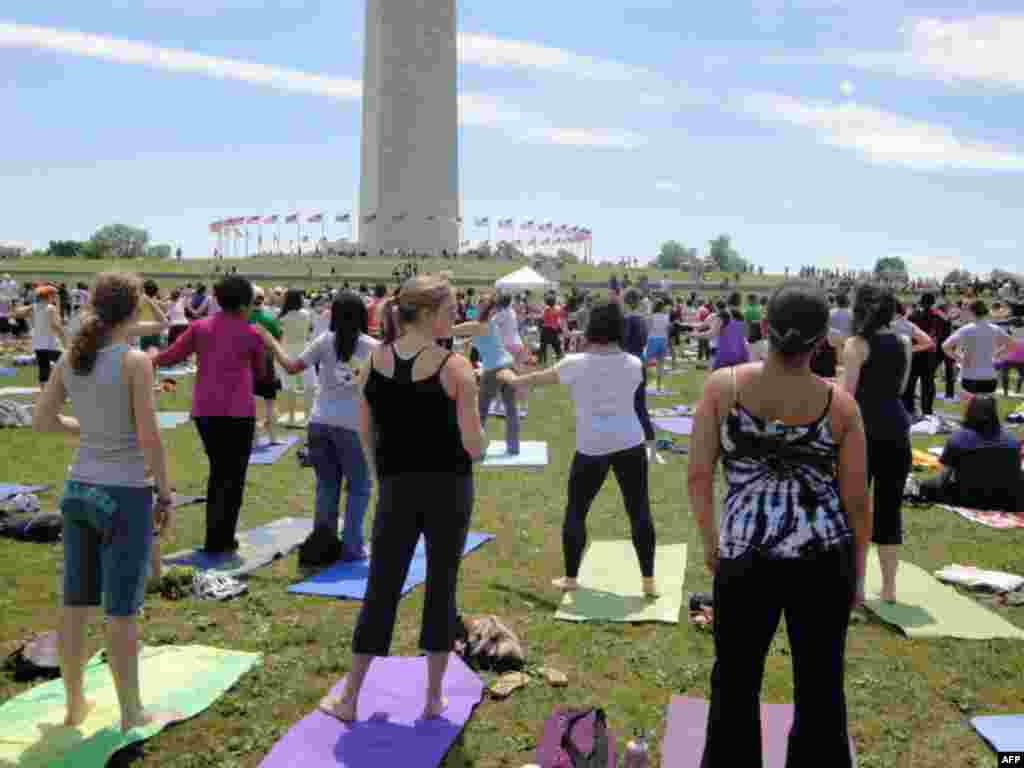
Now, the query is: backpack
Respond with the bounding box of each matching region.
[297,526,342,567]
[4,631,60,681]
[549,709,613,768]
[455,615,525,673]
[0,511,62,542]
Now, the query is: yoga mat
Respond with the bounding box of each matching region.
[171,493,205,509]
[480,440,548,468]
[0,368,15,377]
[0,484,47,501]
[163,517,314,578]
[157,412,191,430]
[653,416,694,436]
[249,434,300,465]
[863,549,1024,640]
[0,387,39,397]
[661,696,857,767]
[941,505,1024,530]
[554,541,687,624]
[157,366,196,377]
[277,412,307,427]
[0,644,261,768]
[970,715,1024,754]
[288,531,495,599]
[257,654,483,768]
[646,388,673,396]
[535,708,617,768]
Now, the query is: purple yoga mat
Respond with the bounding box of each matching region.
[653,416,693,436]
[257,654,483,768]
[661,697,856,767]
[535,708,617,768]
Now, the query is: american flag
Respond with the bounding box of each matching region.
[336,213,351,223]
[474,217,490,226]
[286,213,300,224]
[247,216,262,225]
[264,215,278,224]
[308,213,324,223]
[209,221,223,233]
[498,218,512,228]
[523,220,534,230]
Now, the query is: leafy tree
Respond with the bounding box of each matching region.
[146,244,172,260]
[90,224,150,259]
[48,240,81,259]
[944,269,971,284]
[79,240,104,260]
[873,256,907,276]
[656,241,698,271]
[708,235,747,273]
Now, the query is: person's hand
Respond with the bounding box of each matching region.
[852,580,866,610]
[704,545,719,575]
[146,346,160,364]
[154,493,175,534]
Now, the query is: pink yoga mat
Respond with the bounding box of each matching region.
[535,708,617,768]
[661,696,856,767]
[257,654,483,768]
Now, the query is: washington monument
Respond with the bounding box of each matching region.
[358,0,459,256]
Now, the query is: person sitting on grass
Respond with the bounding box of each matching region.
[256,290,379,564]
[920,395,1023,512]
[509,298,659,597]
[33,272,181,734]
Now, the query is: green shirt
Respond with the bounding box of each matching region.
[743,304,762,324]
[249,308,282,340]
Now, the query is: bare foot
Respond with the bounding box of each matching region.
[64,698,95,727]
[653,452,667,465]
[421,696,448,720]
[642,578,659,598]
[552,577,578,592]
[319,690,357,723]
[880,590,896,603]
[121,708,183,733]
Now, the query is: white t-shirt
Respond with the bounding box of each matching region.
[494,307,522,348]
[648,312,670,338]
[640,297,652,317]
[556,352,644,456]
[280,308,313,357]
[947,321,1011,381]
[312,308,331,338]
[300,332,379,430]
[168,298,188,326]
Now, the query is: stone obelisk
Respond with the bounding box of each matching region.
[358,0,459,256]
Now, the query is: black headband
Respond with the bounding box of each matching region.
[768,324,825,351]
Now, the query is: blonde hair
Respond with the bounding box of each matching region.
[69,273,142,375]
[380,275,452,344]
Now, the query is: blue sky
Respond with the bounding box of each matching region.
[2,1,1023,276]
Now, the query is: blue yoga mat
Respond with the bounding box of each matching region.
[971,715,1024,753]
[0,483,48,501]
[158,411,191,430]
[481,441,548,468]
[250,435,300,465]
[288,531,495,599]
[0,368,15,377]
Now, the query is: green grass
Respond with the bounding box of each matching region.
[1,357,1021,767]
[1,255,782,289]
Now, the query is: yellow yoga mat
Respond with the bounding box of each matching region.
[863,550,1024,641]
[554,541,687,624]
[0,644,261,768]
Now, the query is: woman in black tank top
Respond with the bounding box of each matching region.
[318,276,488,724]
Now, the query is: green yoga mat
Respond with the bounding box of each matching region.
[555,541,687,624]
[0,644,261,768]
[863,550,1024,640]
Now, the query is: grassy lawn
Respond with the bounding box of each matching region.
[0,255,783,290]
[1,354,1021,767]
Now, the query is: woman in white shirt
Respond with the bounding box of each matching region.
[511,298,658,597]
[942,299,1011,397]
[646,299,671,392]
[278,289,314,425]
[167,289,190,347]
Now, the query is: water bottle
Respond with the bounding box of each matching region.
[623,729,649,768]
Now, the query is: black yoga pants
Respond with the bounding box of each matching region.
[194,416,256,552]
[865,434,911,546]
[562,444,655,579]
[353,472,473,656]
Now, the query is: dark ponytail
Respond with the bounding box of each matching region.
[853,284,896,338]
[331,291,369,363]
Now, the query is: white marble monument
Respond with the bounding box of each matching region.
[358,0,459,256]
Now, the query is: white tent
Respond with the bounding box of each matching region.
[495,266,556,294]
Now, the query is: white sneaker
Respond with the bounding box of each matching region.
[193,572,247,601]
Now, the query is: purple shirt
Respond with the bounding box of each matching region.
[155,313,266,418]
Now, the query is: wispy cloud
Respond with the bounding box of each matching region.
[736,91,1024,172]
[845,15,1024,91]
[0,21,642,149]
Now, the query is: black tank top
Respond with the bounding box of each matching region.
[855,333,911,440]
[363,345,473,477]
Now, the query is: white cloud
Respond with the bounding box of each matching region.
[900,252,966,279]
[654,180,682,193]
[0,21,642,149]
[846,15,1024,91]
[737,91,1024,172]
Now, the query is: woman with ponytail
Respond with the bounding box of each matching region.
[842,284,911,604]
[688,284,868,767]
[257,290,380,564]
[33,272,180,735]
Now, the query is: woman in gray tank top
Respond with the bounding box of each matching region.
[33,272,181,734]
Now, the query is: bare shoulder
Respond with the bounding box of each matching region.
[829,384,862,436]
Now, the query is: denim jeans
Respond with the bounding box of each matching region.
[307,422,372,556]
